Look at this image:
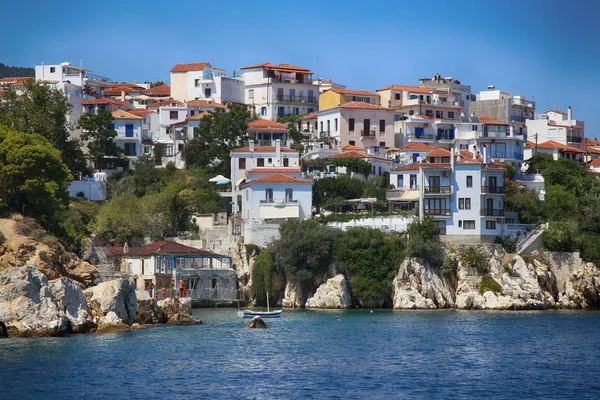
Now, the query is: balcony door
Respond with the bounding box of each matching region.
[277,88,284,101]
[429,176,440,189]
[486,198,494,212]
[426,198,447,214]
[489,176,497,189]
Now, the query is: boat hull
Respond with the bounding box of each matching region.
[242,310,283,318]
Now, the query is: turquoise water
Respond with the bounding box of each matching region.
[1,309,600,399]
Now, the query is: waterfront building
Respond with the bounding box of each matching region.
[526,107,585,150]
[241,62,317,120]
[389,147,505,241]
[318,88,380,111]
[170,62,244,104]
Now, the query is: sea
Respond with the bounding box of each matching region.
[1,309,600,399]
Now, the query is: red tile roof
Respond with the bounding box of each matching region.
[186,99,228,109]
[299,112,317,120]
[247,119,289,132]
[247,167,302,173]
[426,148,452,158]
[125,240,224,257]
[107,246,124,256]
[543,109,567,115]
[231,145,297,153]
[143,85,171,96]
[479,116,508,125]
[188,112,210,120]
[82,97,122,106]
[330,88,379,97]
[329,150,389,161]
[112,110,143,120]
[240,62,312,74]
[397,142,438,152]
[339,101,389,110]
[247,174,312,184]
[0,77,33,87]
[588,158,600,167]
[128,108,155,116]
[170,62,212,73]
[526,140,585,153]
[342,144,366,151]
[391,162,422,171]
[377,85,433,94]
[147,99,184,109]
[394,104,462,110]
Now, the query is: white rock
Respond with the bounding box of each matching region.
[305,275,351,309]
[49,277,95,333]
[282,279,305,308]
[392,258,455,309]
[83,279,137,325]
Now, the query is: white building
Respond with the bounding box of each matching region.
[170,62,244,104]
[241,62,318,120]
[0,77,32,97]
[418,73,473,115]
[389,148,505,240]
[523,140,584,162]
[526,107,585,150]
[110,110,143,168]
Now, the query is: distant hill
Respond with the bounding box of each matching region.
[0,63,34,78]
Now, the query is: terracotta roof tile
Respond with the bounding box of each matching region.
[342,144,366,151]
[247,119,289,132]
[543,109,567,115]
[240,62,312,74]
[339,101,389,110]
[0,77,33,87]
[479,116,509,125]
[82,97,122,106]
[329,150,389,161]
[526,140,585,153]
[143,85,171,96]
[298,112,317,120]
[186,99,228,109]
[377,85,433,94]
[247,167,302,173]
[588,158,600,167]
[128,108,155,116]
[147,99,184,109]
[232,146,297,153]
[247,174,312,184]
[170,62,212,73]
[391,162,421,171]
[125,240,224,257]
[104,85,143,96]
[188,112,210,120]
[397,142,438,152]
[330,88,379,97]
[426,148,452,158]
[112,110,143,120]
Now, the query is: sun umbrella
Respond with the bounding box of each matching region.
[209,175,231,185]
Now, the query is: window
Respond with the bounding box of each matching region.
[472,125,478,131]
[124,143,136,156]
[335,118,338,131]
[380,141,385,147]
[409,94,418,100]
[204,88,211,98]
[166,146,174,157]
[125,124,134,137]
[435,111,441,119]
[261,107,267,116]
[294,107,300,115]
[190,110,195,116]
[409,109,414,116]
[238,158,246,170]
[267,158,272,164]
[448,111,455,119]
[379,119,385,133]
[307,108,314,113]
[463,220,475,230]
[249,89,254,99]
[349,140,355,145]
[459,198,465,210]
[465,198,471,210]
[327,120,330,133]
[349,118,355,132]
[169,111,178,120]
[50,67,56,73]
[265,188,273,202]
[320,121,323,132]
[425,110,433,118]
[466,175,473,187]
[283,158,289,167]
[257,158,264,167]
[394,114,401,121]
[109,124,115,131]
[410,174,418,189]
[285,188,293,202]
[195,79,200,87]
[486,221,496,230]
[364,119,371,134]
[395,93,401,100]
[458,220,462,228]
[397,175,404,188]
[277,106,285,117]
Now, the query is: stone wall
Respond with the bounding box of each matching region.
[243,223,281,248]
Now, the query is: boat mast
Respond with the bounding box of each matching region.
[266,291,270,312]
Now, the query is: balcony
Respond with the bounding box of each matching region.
[510,115,526,123]
[259,201,300,219]
[489,152,523,161]
[361,129,376,137]
[408,132,436,140]
[482,130,509,138]
[481,209,504,217]
[567,135,583,144]
[275,95,317,104]
[424,208,451,217]
[424,186,452,195]
[511,98,535,108]
[481,186,505,194]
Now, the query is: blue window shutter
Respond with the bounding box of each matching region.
[109,124,115,131]
[415,127,423,138]
[450,128,455,139]
[437,128,442,140]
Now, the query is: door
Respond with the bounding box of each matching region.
[412,153,419,163]
[277,88,284,101]
[363,119,370,135]
[289,89,295,101]
[429,176,440,192]
[486,198,494,214]
[489,176,497,189]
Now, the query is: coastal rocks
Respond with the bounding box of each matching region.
[95,311,130,333]
[392,258,455,309]
[157,297,192,319]
[305,275,351,309]
[282,279,306,308]
[244,316,267,328]
[135,290,166,324]
[83,279,137,325]
[0,266,68,337]
[167,313,202,325]
[559,263,600,308]
[49,277,95,333]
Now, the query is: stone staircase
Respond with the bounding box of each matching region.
[516,223,548,255]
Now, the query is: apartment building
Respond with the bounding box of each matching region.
[526,107,585,150]
[110,110,143,162]
[241,62,317,120]
[523,140,584,162]
[318,88,380,111]
[389,148,505,240]
[377,84,462,118]
[170,62,244,104]
[419,73,473,115]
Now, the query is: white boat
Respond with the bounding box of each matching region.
[238,291,283,318]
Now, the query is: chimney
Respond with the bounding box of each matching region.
[510,126,514,136]
[568,106,572,125]
[276,139,281,163]
[450,146,455,171]
[483,145,487,164]
[460,111,465,117]
[249,140,255,152]
[121,90,125,101]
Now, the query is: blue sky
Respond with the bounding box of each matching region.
[3,0,600,135]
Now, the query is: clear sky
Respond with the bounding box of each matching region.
[3,0,600,135]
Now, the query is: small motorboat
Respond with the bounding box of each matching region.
[239,291,283,318]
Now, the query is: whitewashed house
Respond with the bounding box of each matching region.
[526,107,585,150]
[170,62,244,104]
[523,140,584,162]
[110,110,143,167]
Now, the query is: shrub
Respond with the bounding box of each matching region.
[39,250,50,263]
[252,250,274,306]
[15,223,32,237]
[76,191,86,199]
[503,263,519,278]
[31,229,46,242]
[479,274,502,295]
[0,231,5,245]
[41,235,61,250]
[495,235,517,253]
[245,244,261,262]
[521,254,535,265]
[441,257,458,277]
[405,218,443,268]
[459,246,488,274]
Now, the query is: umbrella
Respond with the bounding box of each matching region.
[209,175,231,185]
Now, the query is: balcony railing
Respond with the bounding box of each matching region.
[260,199,298,204]
[483,130,509,138]
[489,152,523,161]
[424,186,451,194]
[567,135,583,143]
[481,186,505,194]
[361,129,376,137]
[275,95,317,104]
[424,208,451,216]
[481,209,504,216]
[511,98,535,108]
[409,133,436,140]
[510,115,526,123]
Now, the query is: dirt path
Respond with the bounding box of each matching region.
[0,218,50,267]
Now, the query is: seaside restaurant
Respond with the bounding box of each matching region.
[123,240,233,298]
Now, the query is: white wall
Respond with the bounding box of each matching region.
[242,182,312,222]
[125,256,156,290]
[327,215,415,232]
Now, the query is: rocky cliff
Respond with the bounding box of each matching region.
[305,275,351,309]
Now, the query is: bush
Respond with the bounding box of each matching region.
[75,191,86,199]
[245,244,261,261]
[495,235,517,253]
[503,263,519,277]
[479,274,502,295]
[459,246,488,274]
[15,223,32,237]
[0,231,5,245]
[405,218,443,268]
[252,250,274,306]
[39,250,50,263]
[41,235,61,250]
[441,257,458,277]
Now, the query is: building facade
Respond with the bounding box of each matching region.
[170,62,244,104]
[526,107,585,150]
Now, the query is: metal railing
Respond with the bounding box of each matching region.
[567,135,583,143]
[510,115,526,122]
[275,95,317,104]
[511,98,535,108]
[424,186,451,194]
[259,199,298,204]
[481,186,505,194]
[480,209,504,216]
[424,208,451,216]
[483,130,509,138]
[361,130,376,137]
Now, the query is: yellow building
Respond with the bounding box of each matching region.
[319,88,380,111]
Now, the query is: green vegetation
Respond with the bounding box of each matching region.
[78,109,122,169]
[0,63,34,78]
[440,257,458,277]
[150,81,165,88]
[251,250,274,306]
[495,235,518,253]
[304,157,373,177]
[312,175,388,213]
[459,246,488,274]
[244,244,261,261]
[405,218,443,268]
[276,114,305,151]
[479,274,502,295]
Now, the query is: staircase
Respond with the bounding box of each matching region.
[516,223,548,255]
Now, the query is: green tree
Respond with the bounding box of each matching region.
[0,80,86,177]
[313,175,365,212]
[543,221,577,252]
[0,125,71,218]
[78,109,122,169]
[276,114,305,150]
[140,181,189,240]
[504,180,543,225]
[252,250,274,306]
[183,103,250,175]
[94,193,147,244]
[150,81,165,88]
[543,185,578,222]
[526,153,553,174]
[404,218,443,268]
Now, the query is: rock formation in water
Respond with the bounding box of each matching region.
[166,313,202,325]
[282,278,306,308]
[83,279,137,325]
[135,290,166,324]
[49,277,95,332]
[0,266,69,337]
[157,297,192,319]
[244,316,267,328]
[392,258,455,309]
[305,274,352,309]
[95,311,131,333]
